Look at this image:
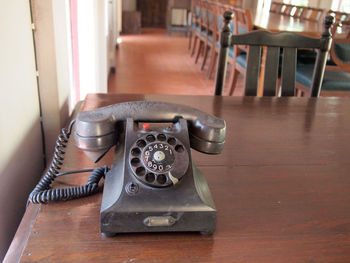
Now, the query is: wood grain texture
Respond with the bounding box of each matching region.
[6,94,350,263]
[252,10,323,37]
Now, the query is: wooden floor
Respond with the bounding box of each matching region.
[108,29,244,95]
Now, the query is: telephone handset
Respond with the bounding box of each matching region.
[29,101,226,235]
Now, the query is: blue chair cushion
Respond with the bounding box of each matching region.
[201,29,207,37]
[217,15,223,30]
[216,15,235,32]
[296,63,350,91]
[208,12,214,25]
[230,21,235,33]
[334,42,350,63]
[208,34,213,42]
[228,46,234,58]
[194,25,201,32]
[238,25,248,34]
[297,49,338,66]
[201,9,207,19]
[297,49,317,64]
[228,48,247,68]
[236,53,247,68]
[195,7,200,17]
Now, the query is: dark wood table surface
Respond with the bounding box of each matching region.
[5,94,350,263]
[252,10,323,37]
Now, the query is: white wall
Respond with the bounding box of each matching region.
[52,0,75,112]
[0,0,43,260]
[31,0,73,156]
[77,0,108,100]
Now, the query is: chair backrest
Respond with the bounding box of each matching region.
[213,3,227,46]
[214,12,335,97]
[232,7,253,35]
[302,7,324,21]
[282,4,294,16]
[199,0,208,31]
[206,1,217,35]
[292,6,304,18]
[231,7,253,56]
[327,10,350,22]
[191,0,201,28]
[270,2,282,13]
[328,21,350,73]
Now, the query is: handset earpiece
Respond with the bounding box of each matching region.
[74,101,226,162]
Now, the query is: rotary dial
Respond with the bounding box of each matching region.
[143,142,175,173]
[129,132,189,187]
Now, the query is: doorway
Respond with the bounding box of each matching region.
[137,0,167,28]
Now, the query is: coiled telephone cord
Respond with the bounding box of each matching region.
[29,120,109,204]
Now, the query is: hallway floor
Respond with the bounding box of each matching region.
[108,29,243,95]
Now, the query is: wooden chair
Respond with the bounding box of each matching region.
[191,0,207,58]
[327,10,350,23]
[296,21,350,96]
[301,7,324,21]
[214,12,335,97]
[199,1,217,71]
[207,3,232,79]
[329,21,350,72]
[188,0,201,50]
[270,2,282,13]
[191,0,210,64]
[217,8,253,95]
[282,4,294,16]
[292,6,304,18]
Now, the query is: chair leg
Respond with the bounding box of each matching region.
[228,65,240,96]
[208,51,218,79]
[188,30,192,50]
[195,40,203,64]
[206,49,215,78]
[191,36,198,57]
[201,45,210,71]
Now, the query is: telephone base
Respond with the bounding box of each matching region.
[100,118,217,236]
[100,163,216,236]
[100,210,216,236]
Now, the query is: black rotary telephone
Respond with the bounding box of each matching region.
[29,101,226,236]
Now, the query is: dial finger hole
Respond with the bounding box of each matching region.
[145,173,155,183]
[130,158,140,166]
[157,134,166,141]
[157,174,167,185]
[175,144,184,153]
[131,147,141,156]
[136,167,146,176]
[137,139,146,148]
[167,137,176,145]
[146,134,155,142]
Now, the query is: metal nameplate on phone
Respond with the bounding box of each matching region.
[143,216,176,227]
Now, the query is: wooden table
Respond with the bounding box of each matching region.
[252,10,323,37]
[5,94,350,263]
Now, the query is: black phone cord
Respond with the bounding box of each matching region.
[29,120,109,204]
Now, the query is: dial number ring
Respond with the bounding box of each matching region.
[142,142,175,173]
